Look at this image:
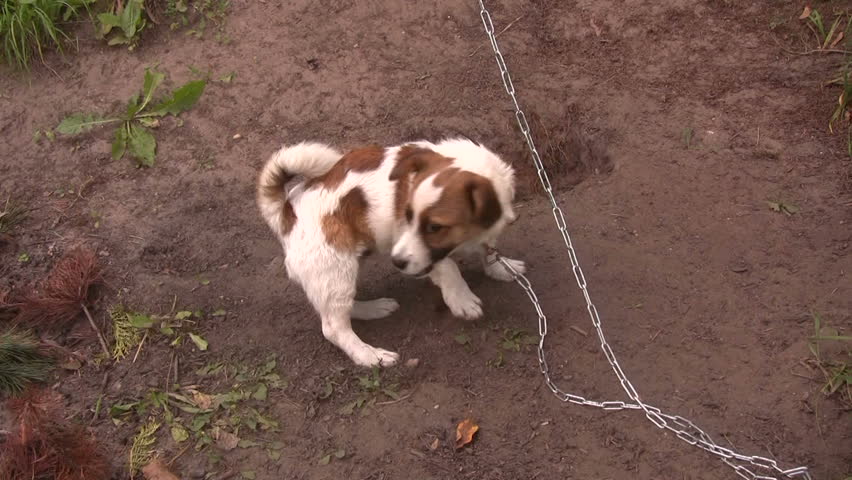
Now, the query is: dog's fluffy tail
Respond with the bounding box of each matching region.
[257,142,342,237]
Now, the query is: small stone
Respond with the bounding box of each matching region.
[233,133,242,140]
[405,358,420,369]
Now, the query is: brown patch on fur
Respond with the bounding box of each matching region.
[307,145,384,190]
[419,171,503,254]
[258,168,297,235]
[390,145,454,220]
[322,188,375,253]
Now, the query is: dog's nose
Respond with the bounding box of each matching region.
[391,257,408,270]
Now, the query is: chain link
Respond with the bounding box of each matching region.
[476,2,812,479]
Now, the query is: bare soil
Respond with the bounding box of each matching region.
[1,0,850,479]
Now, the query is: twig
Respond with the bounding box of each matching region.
[132,330,149,364]
[173,353,180,388]
[376,390,415,406]
[167,443,192,466]
[91,371,110,423]
[570,325,588,336]
[169,294,177,314]
[165,351,174,391]
[81,303,110,357]
[469,14,526,56]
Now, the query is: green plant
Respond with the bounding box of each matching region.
[829,70,852,156]
[97,0,145,48]
[0,329,54,395]
[0,0,92,70]
[128,419,160,476]
[804,9,847,50]
[500,328,537,352]
[807,312,852,406]
[57,69,206,167]
[166,0,229,41]
[0,195,27,234]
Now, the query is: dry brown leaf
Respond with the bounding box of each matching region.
[455,418,479,449]
[799,5,811,19]
[429,437,440,450]
[191,391,213,410]
[213,427,239,451]
[830,31,844,48]
[142,458,180,480]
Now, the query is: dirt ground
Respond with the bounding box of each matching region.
[1,0,851,479]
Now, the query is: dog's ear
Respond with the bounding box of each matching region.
[465,176,503,228]
[389,146,432,181]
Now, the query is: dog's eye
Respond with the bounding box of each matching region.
[425,223,445,234]
[405,207,413,223]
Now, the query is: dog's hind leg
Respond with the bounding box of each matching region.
[300,258,399,367]
[352,298,400,320]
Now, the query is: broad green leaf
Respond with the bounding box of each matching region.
[128,313,154,329]
[189,333,208,351]
[175,311,193,320]
[127,123,156,167]
[140,69,165,112]
[111,124,128,160]
[149,80,206,117]
[160,326,175,336]
[125,93,141,118]
[120,0,143,37]
[97,12,121,34]
[107,35,131,46]
[171,424,189,443]
[252,383,268,401]
[57,113,115,135]
[318,455,331,466]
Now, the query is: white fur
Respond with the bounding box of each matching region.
[258,138,524,367]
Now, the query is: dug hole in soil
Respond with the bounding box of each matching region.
[1,1,850,479]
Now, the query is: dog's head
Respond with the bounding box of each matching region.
[389,144,514,276]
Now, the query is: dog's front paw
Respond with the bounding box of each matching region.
[485,257,525,282]
[351,346,400,368]
[443,288,483,320]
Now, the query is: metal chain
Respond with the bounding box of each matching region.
[476,2,812,479]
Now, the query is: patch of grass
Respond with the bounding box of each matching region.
[0,195,27,234]
[829,69,852,157]
[0,329,54,395]
[0,0,92,70]
[110,305,140,361]
[803,8,847,50]
[339,367,399,415]
[807,312,852,407]
[500,328,537,352]
[57,68,206,167]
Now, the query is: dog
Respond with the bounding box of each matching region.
[257,138,525,367]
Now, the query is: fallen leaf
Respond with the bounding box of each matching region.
[455,418,479,449]
[175,311,192,320]
[170,424,189,443]
[213,428,240,451]
[238,439,261,448]
[318,454,331,465]
[429,437,440,450]
[189,333,208,351]
[799,5,811,19]
[60,357,82,370]
[192,391,214,409]
[333,448,346,459]
[141,458,180,480]
[830,31,844,48]
[252,383,268,401]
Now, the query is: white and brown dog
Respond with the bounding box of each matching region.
[257,138,525,367]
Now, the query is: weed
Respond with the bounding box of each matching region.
[500,328,537,352]
[0,329,54,394]
[129,419,160,477]
[807,312,852,406]
[767,200,799,216]
[16,252,30,263]
[804,9,847,50]
[339,367,399,415]
[166,0,230,41]
[829,70,852,156]
[317,448,346,465]
[0,195,27,234]
[98,0,146,48]
[110,305,140,361]
[0,0,92,70]
[57,69,206,167]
